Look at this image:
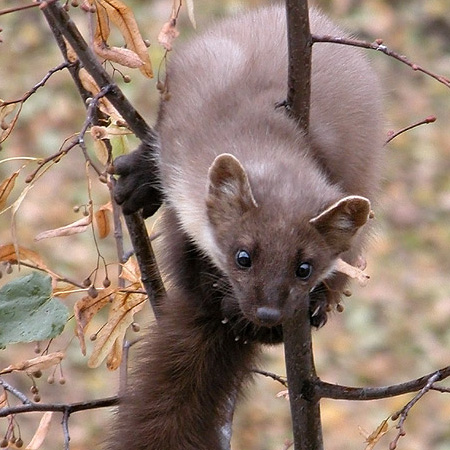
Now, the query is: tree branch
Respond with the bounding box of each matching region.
[284,1,323,450]
[285,0,312,132]
[312,34,450,89]
[317,366,450,401]
[38,0,165,317]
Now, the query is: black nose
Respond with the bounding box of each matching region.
[255,307,282,326]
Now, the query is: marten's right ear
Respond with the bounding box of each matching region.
[206,153,258,226]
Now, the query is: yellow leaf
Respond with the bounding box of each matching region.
[0,244,62,280]
[0,170,19,210]
[26,412,53,450]
[88,288,146,369]
[92,137,109,165]
[95,202,112,239]
[74,289,115,355]
[119,257,142,285]
[94,0,153,77]
[0,352,64,375]
[0,390,7,409]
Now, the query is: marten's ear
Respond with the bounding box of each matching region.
[206,153,258,226]
[310,195,371,255]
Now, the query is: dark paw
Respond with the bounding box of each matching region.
[309,283,329,328]
[113,142,162,217]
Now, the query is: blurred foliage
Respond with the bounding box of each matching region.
[0,0,449,449]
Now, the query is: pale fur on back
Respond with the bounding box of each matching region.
[156,4,384,269]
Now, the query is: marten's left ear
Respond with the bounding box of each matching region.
[206,153,258,226]
[310,195,371,254]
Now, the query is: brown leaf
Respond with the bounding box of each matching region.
[34,206,93,241]
[74,289,114,355]
[361,418,390,450]
[0,170,19,210]
[94,0,153,77]
[0,244,55,276]
[0,390,7,409]
[158,19,180,51]
[94,202,112,239]
[88,287,146,369]
[0,352,64,375]
[94,42,144,69]
[78,68,123,122]
[0,102,22,144]
[26,412,53,450]
[119,257,142,285]
[335,258,370,287]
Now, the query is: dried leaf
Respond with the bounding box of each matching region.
[0,170,19,210]
[35,208,92,241]
[94,0,153,77]
[119,257,142,285]
[78,68,123,122]
[335,258,370,287]
[186,0,196,28]
[106,336,123,370]
[94,42,144,69]
[92,138,109,165]
[74,289,114,355]
[0,352,64,375]
[0,390,7,409]
[88,288,146,369]
[26,412,53,450]
[361,418,390,450]
[94,202,112,239]
[158,19,180,51]
[0,102,22,144]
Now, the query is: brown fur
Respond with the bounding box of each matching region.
[109,5,383,450]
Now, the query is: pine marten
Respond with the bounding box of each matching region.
[111,5,383,450]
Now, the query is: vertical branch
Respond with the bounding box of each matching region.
[284,1,322,449]
[39,1,164,316]
[283,308,323,450]
[285,0,312,133]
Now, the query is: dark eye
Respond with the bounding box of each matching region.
[296,262,313,280]
[235,250,252,268]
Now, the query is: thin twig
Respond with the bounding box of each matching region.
[0,395,119,418]
[0,3,39,17]
[2,62,70,106]
[385,115,437,145]
[253,369,288,387]
[389,372,441,449]
[312,34,450,88]
[0,378,31,405]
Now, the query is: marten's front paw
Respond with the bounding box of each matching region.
[113,144,162,218]
[309,283,329,328]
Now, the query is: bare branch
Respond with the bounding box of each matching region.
[285,0,312,132]
[385,115,437,145]
[312,34,450,89]
[0,394,119,418]
[390,372,441,450]
[317,366,450,400]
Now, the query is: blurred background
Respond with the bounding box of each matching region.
[0,0,449,449]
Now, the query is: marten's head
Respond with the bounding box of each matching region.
[205,153,371,328]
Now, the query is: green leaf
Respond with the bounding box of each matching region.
[0,272,69,348]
